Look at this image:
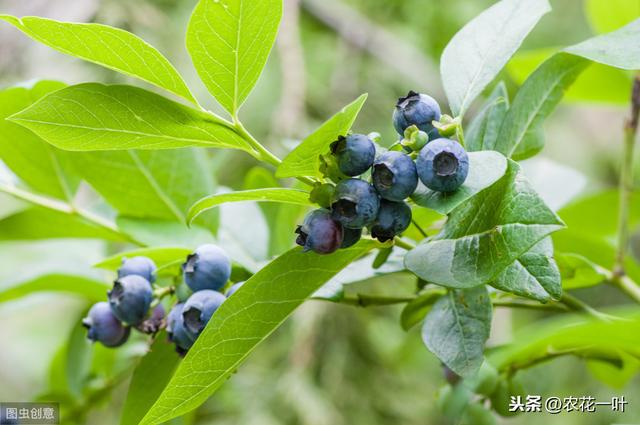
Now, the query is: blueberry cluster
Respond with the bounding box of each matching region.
[83,244,244,356]
[296,91,470,254]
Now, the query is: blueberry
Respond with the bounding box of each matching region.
[372,151,418,201]
[182,244,231,292]
[117,256,157,283]
[330,134,376,176]
[82,302,130,347]
[331,179,380,229]
[393,91,441,138]
[341,227,362,249]
[369,200,412,242]
[417,138,469,193]
[296,209,343,254]
[182,290,226,338]
[167,303,195,354]
[225,281,245,297]
[136,303,165,334]
[107,275,153,326]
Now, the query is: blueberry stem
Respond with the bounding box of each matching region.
[393,237,416,251]
[455,124,466,148]
[613,74,640,281]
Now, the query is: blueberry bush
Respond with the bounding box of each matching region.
[0,0,639,424]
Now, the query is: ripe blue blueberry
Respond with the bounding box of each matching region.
[182,244,231,292]
[372,151,418,201]
[117,256,157,283]
[330,134,376,176]
[393,91,441,139]
[107,275,153,326]
[167,303,195,355]
[82,302,130,347]
[417,138,469,193]
[296,209,343,254]
[225,281,245,297]
[331,179,380,229]
[369,200,412,242]
[341,227,362,249]
[182,290,227,338]
[137,303,165,334]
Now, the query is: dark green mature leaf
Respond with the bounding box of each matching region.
[94,247,192,272]
[0,274,109,303]
[0,80,79,200]
[187,188,312,224]
[120,334,180,425]
[141,241,377,425]
[489,237,561,302]
[422,286,492,377]
[466,83,509,152]
[411,151,507,215]
[186,0,282,114]
[557,253,608,289]
[441,0,550,116]
[565,18,640,70]
[74,149,217,227]
[406,160,564,288]
[0,15,197,104]
[495,53,588,160]
[9,83,249,152]
[277,94,368,178]
[0,207,128,242]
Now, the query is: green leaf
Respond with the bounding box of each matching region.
[0,15,197,104]
[116,217,215,248]
[585,0,640,34]
[440,0,551,115]
[565,18,640,70]
[489,237,561,302]
[507,48,633,105]
[557,252,608,289]
[94,247,192,272]
[466,82,509,152]
[406,160,564,288]
[277,94,368,178]
[187,188,311,224]
[65,316,93,398]
[411,151,508,215]
[495,53,589,160]
[120,333,180,425]
[400,289,444,331]
[422,286,492,377]
[0,207,128,242]
[0,80,79,200]
[140,241,377,425]
[587,351,640,389]
[73,149,217,227]
[186,0,282,114]
[9,83,249,152]
[0,274,109,304]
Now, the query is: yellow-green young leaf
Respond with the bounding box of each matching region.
[507,48,632,105]
[0,80,79,200]
[140,241,377,425]
[0,207,129,242]
[9,83,249,152]
[565,19,640,70]
[0,274,109,304]
[94,247,192,271]
[277,94,368,178]
[441,0,550,116]
[489,237,561,303]
[494,53,589,160]
[187,188,311,224]
[0,15,197,104]
[422,286,492,377]
[186,0,282,114]
[556,253,608,290]
[406,160,564,289]
[466,82,509,152]
[585,0,640,34]
[120,334,180,425]
[411,151,507,215]
[400,289,444,331]
[73,149,218,228]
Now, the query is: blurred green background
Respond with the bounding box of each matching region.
[0,0,639,424]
